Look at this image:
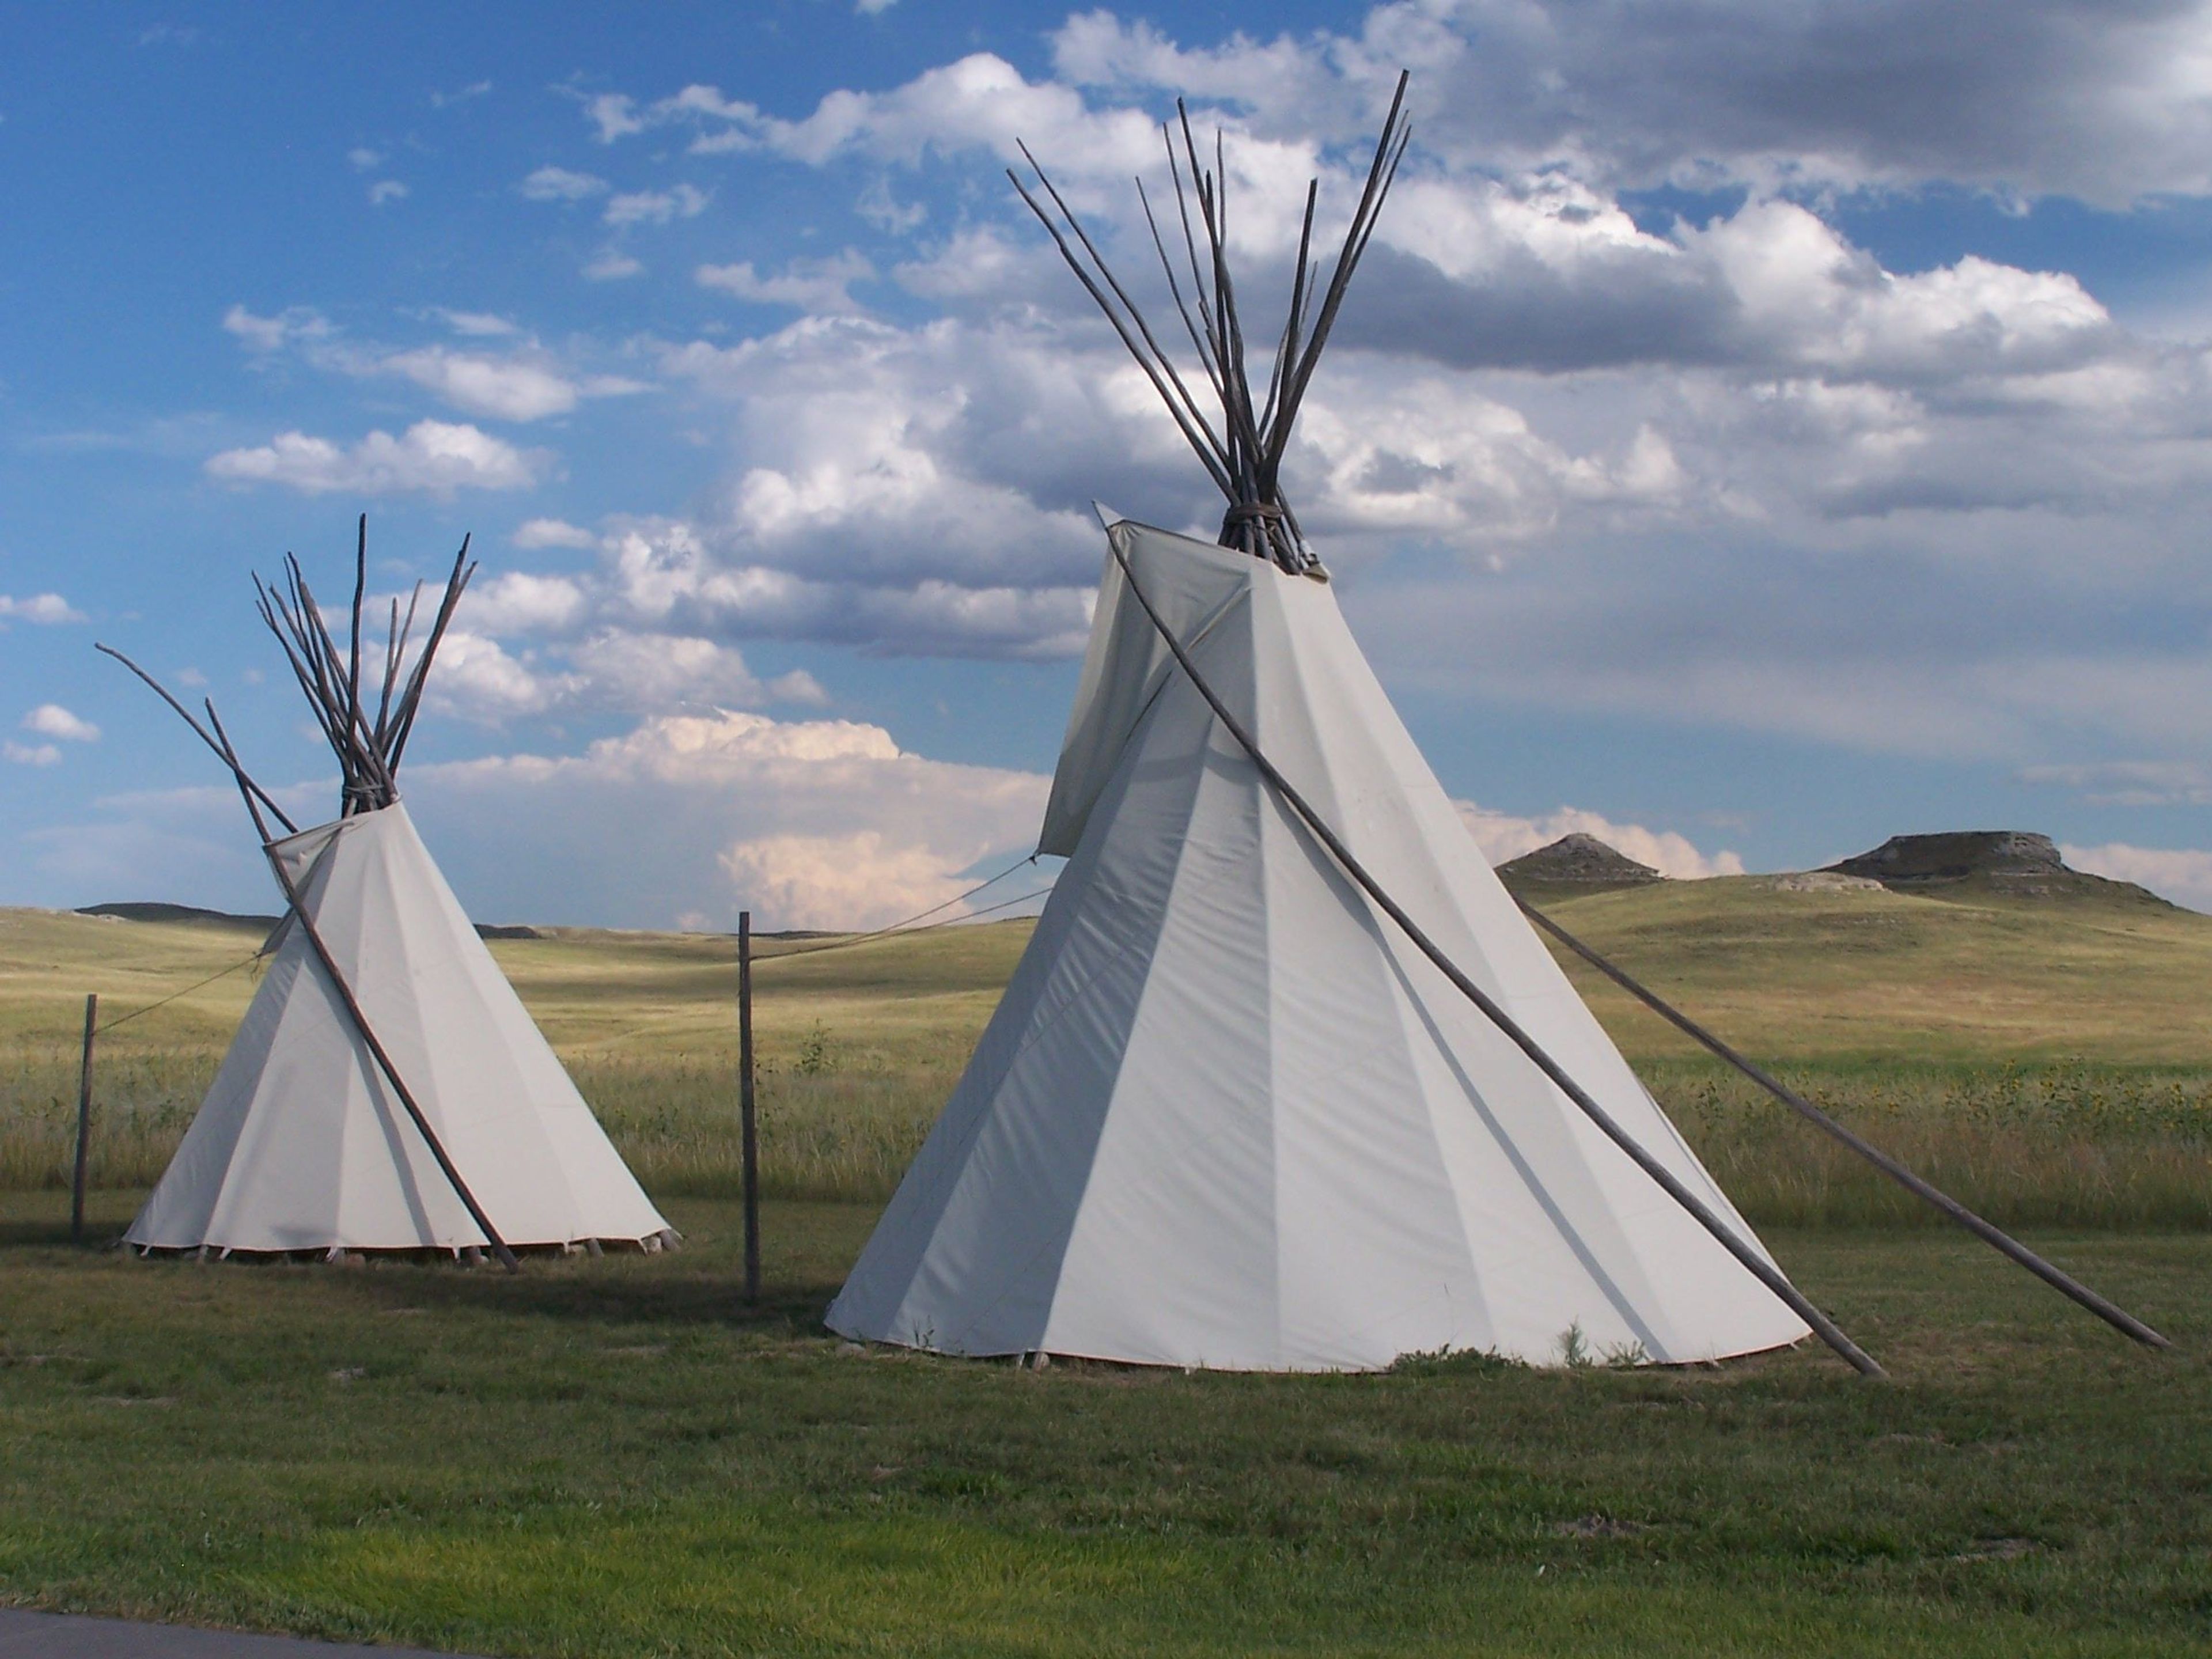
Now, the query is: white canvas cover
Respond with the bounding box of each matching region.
[127,802,669,1254]
[828,520,1810,1370]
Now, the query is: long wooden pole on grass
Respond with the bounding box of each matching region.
[71,993,97,1241]
[1512,900,2173,1351]
[740,910,760,1302]
[1105,538,1885,1378]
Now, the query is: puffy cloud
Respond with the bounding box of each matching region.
[224,307,641,424]
[2063,842,2212,912]
[521,165,608,201]
[205,421,551,495]
[721,832,965,930]
[582,92,645,144]
[461,571,592,634]
[3,742,60,767]
[405,709,1051,929]
[434,309,521,338]
[584,249,645,281]
[512,516,600,550]
[421,631,563,720]
[594,518,1095,658]
[472,12,2212,758]
[697,250,874,314]
[368,180,408,206]
[411,570,834,722]
[0,593,85,625]
[1052,3,2212,207]
[603,183,708,226]
[1455,800,1745,880]
[223,304,332,353]
[370,347,645,423]
[378,347,588,422]
[22,704,99,743]
[565,630,785,713]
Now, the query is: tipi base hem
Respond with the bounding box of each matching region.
[821,1324,1810,1374]
[122,1226,680,1264]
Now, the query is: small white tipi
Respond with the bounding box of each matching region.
[109,527,669,1257]
[828,82,1820,1370]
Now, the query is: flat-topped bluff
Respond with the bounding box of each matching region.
[1824,830,2171,908]
[77,901,543,942]
[1495,828,2177,912]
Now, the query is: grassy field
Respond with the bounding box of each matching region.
[1,880,2208,1653]
[5,875,2209,1225]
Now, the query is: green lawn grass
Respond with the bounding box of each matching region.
[1,1193,2203,1656]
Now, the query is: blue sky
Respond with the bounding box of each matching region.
[8,1,2212,926]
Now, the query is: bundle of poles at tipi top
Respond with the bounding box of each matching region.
[256,516,475,821]
[96,515,474,843]
[1001,79,2168,1362]
[1011,73,1411,578]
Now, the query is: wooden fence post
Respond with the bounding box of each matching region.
[740,911,760,1303]
[71,993,97,1242]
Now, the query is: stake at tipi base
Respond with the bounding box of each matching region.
[101,518,672,1261]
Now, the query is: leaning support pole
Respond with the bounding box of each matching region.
[740,910,761,1304]
[71,993,97,1242]
[1107,540,1883,1377]
[262,836,521,1274]
[1513,899,2172,1351]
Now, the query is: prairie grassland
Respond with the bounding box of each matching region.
[3,895,2210,1653]
[6,880,2211,1225]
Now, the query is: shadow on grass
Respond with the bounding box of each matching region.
[0,1198,863,1339]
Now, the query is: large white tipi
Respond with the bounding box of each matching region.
[828,82,1829,1370]
[108,528,670,1259]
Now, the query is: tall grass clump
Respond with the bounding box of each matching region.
[0,1036,218,1190]
[1654,1058,2212,1228]
[570,1024,970,1202]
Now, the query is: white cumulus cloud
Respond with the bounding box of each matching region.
[696,249,874,314]
[512,517,600,550]
[22,704,99,743]
[406,709,1050,929]
[378,347,588,422]
[205,421,551,495]
[0,593,85,625]
[2063,842,2212,913]
[603,183,709,226]
[521,165,609,201]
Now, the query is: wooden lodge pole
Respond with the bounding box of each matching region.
[262,840,520,1272]
[1513,900,2172,1351]
[740,910,760,1303]
[71,993,97,1241]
